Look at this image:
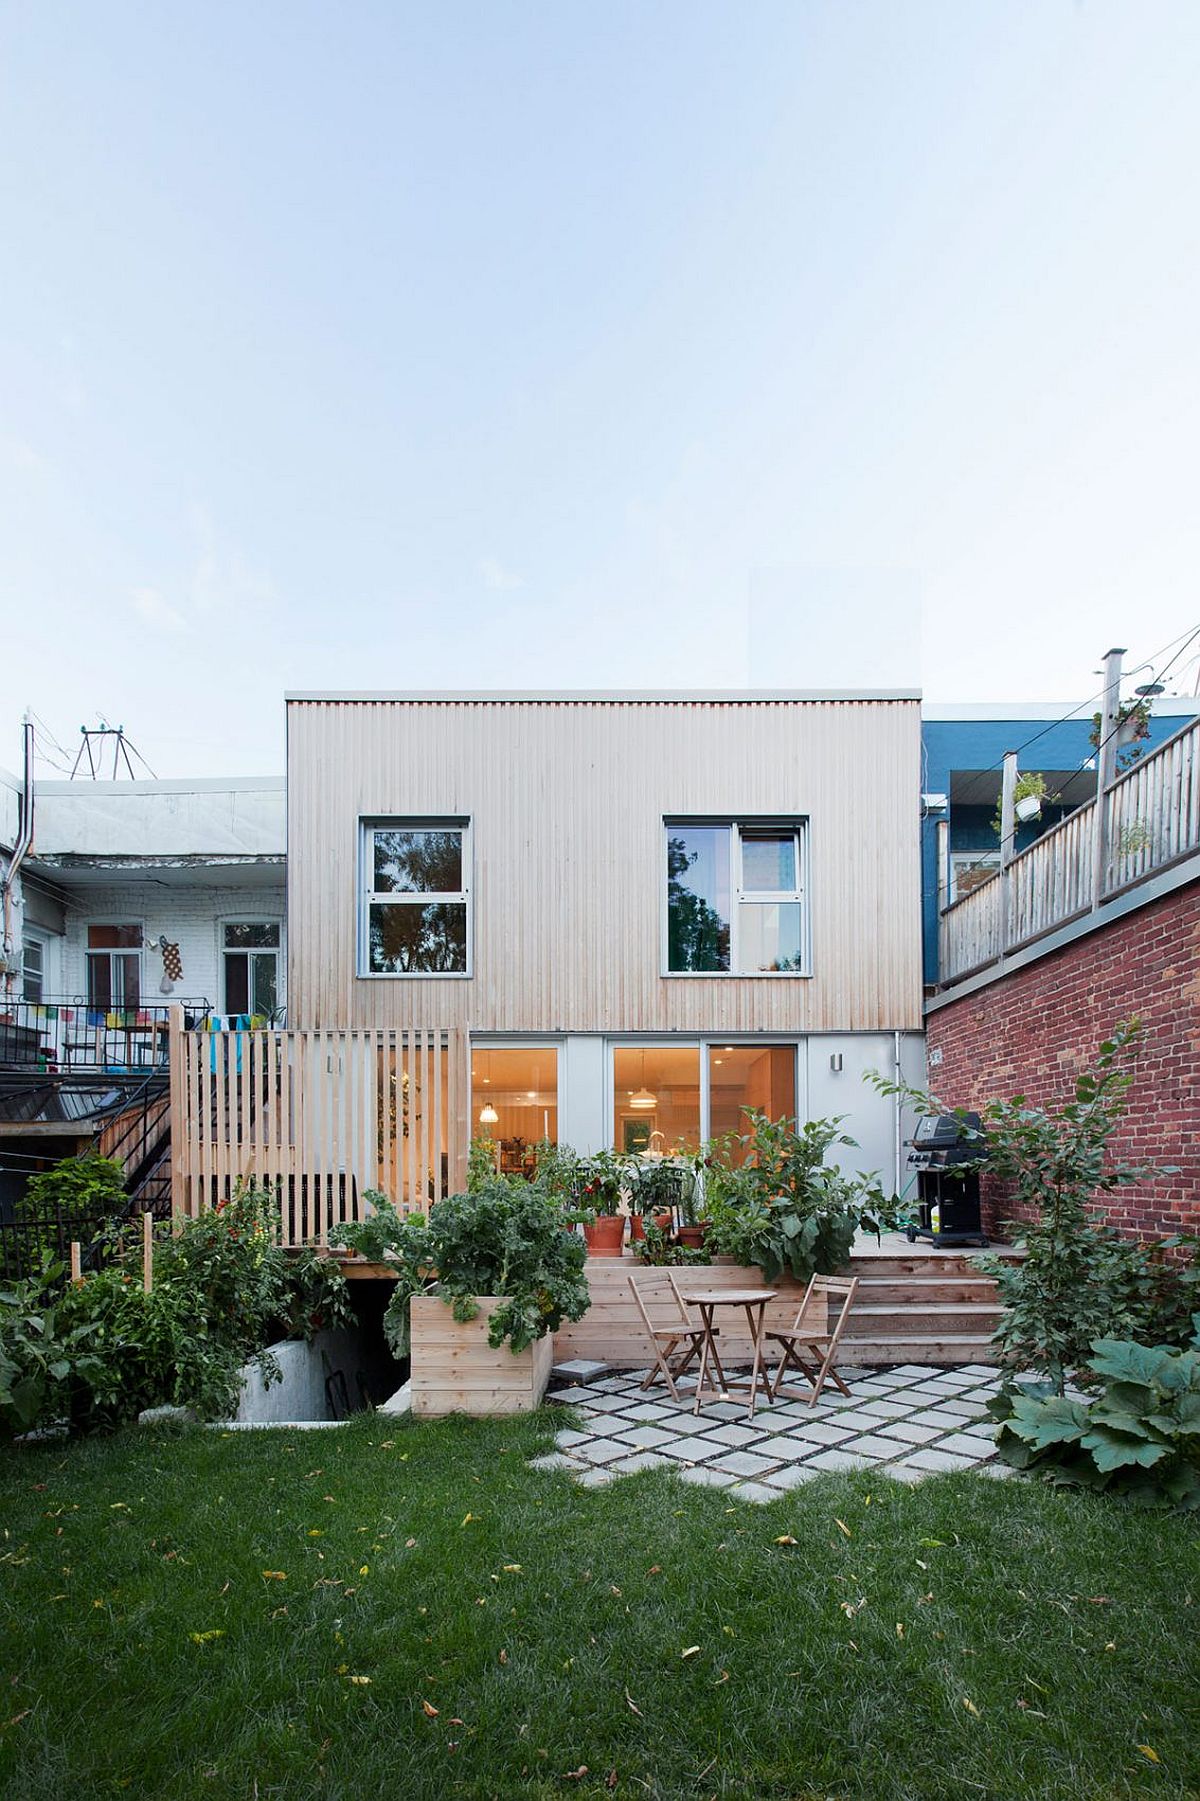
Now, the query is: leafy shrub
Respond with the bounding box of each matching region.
[382,1178,590,1357]
[57,1187,353,1430]
[703,1111,891,1284]
[331,1192,411,1265]
[990,1331,1200,1508]
[630,1220,710,1267]
[14,1154,128,1269]
[0,1261,101,1441]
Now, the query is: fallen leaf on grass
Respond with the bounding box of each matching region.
[346,1676,371,1686]
[623,1689,642,1716]
[774,1535,798,1547]
[503,1563,522,1572]
[962,1698,981,1717]
[1138,1746,1161,1764]
[681,1646,701,1660]
[461,1513,476,1526]
[189,1631,225,1645]
[561,1767,588,1781]
[3,1712,31,1730]
[834,1519,852,1538]
[605,1773,618,1791]
[896,1623,905,1639]
[261,1571,287,1582]
[421,1700,439,1717]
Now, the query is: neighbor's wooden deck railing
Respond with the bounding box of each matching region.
[169,1016,469,1245]
[940,715,1200,985]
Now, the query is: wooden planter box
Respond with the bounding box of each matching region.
[409,1295,554,1418]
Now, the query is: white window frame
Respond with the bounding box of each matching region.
[949,849,1001,905]
[358,817,473,980]
[607,1036,806,1149]
[220,917,283,1018]
[85,919,144,1010]
[662,819,810,978]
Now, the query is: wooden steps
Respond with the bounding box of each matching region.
[552,1249,1007,1369]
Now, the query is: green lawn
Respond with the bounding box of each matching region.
[1,1412,1197,1800]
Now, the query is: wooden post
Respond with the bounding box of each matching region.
[69,1241,82,1286]
[998,749,1018,955]
[1092,646,1126,908]
[142,1210,153,1294]
[167,1004,187,1221]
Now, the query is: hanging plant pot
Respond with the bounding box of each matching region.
[582,1215,626,1257]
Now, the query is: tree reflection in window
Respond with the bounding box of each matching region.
[667,831,731,972]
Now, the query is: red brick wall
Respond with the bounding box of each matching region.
[926,879,1200,1240]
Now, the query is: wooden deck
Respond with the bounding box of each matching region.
[551,1240,1009,1367]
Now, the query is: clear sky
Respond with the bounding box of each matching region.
[3,2,1199,777]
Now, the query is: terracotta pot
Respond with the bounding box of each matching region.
[628,1211,673,1242]
[582,1214,626,1257]
[675,1222,709,1249]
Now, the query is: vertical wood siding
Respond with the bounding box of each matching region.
[170,1016,469,1242]
[286,697,922,1033]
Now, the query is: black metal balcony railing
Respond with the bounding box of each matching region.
[0,997,212,1073]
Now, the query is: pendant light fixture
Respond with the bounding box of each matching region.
[628,1047,657,1111]
[478,1049,499,1126]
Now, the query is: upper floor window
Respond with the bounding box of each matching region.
[360,820,471,976]
[223,921,281,1018]
[87,922,142,1009]
[665,821,808,975]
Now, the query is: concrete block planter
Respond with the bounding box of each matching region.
[410,1295,553,1417]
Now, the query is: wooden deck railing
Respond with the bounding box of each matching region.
[169,1017,469,1245]
[940,715,1200,985]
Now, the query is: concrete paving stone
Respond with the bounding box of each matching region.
[725,1480,780,1504]
[881,1462,927,1484]
[584,1393,641,1412]
[907,1408,970,1431]
[923,1376,983,1394]
[706,1449,782,1479]
[554,1429,594,1450]
[649,1410,712,1435]
[875,1420,943,1446]
[760,1463,821,1490]
[656,1436,727,1463]
[841,1433,905,1459]
[960,1418,999,1438]
[573,1466,613,1488]
[617,1425,679,1451]
[529,1452,583,1473]
[937,1432,996,1460]
[976,1460,1015,1479]
[938,1396,991,1417]
[617,1401,678,1422]
[553,1359,609,1380]
[607,1451,674,1475]
[899,1447,978,1474]
[576,1412,641,1438]
[702,1421,768,1448]
[776,1419,858,1447]
[889,1364,940,1380]
[695,1399,760,1422]
[578,1439,639,1465]
[550,1385,603,1403]
[677,1465,738,1490]
[824,1408,889,1435]
[858,1398,918,1419]
[961,1363,1000,1378]
[804,1449,875,1473]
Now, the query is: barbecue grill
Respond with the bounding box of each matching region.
[904,1111,988,1248]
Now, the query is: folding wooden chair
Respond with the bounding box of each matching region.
[629,1269,714,1402]
[765,1274,860,1406]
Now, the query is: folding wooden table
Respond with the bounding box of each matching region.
[678,1286,777,1420]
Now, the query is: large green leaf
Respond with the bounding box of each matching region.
[1006,1394,1090,1448]
[1081,1424,1171,1471]
[1088,1340,1175,1386]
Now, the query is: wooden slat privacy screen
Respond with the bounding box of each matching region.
[169,1012,469,1244]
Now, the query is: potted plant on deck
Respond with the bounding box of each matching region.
[378,1178,591,1416]
[625,1154,683,1241]
[572,1150,627,1257]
